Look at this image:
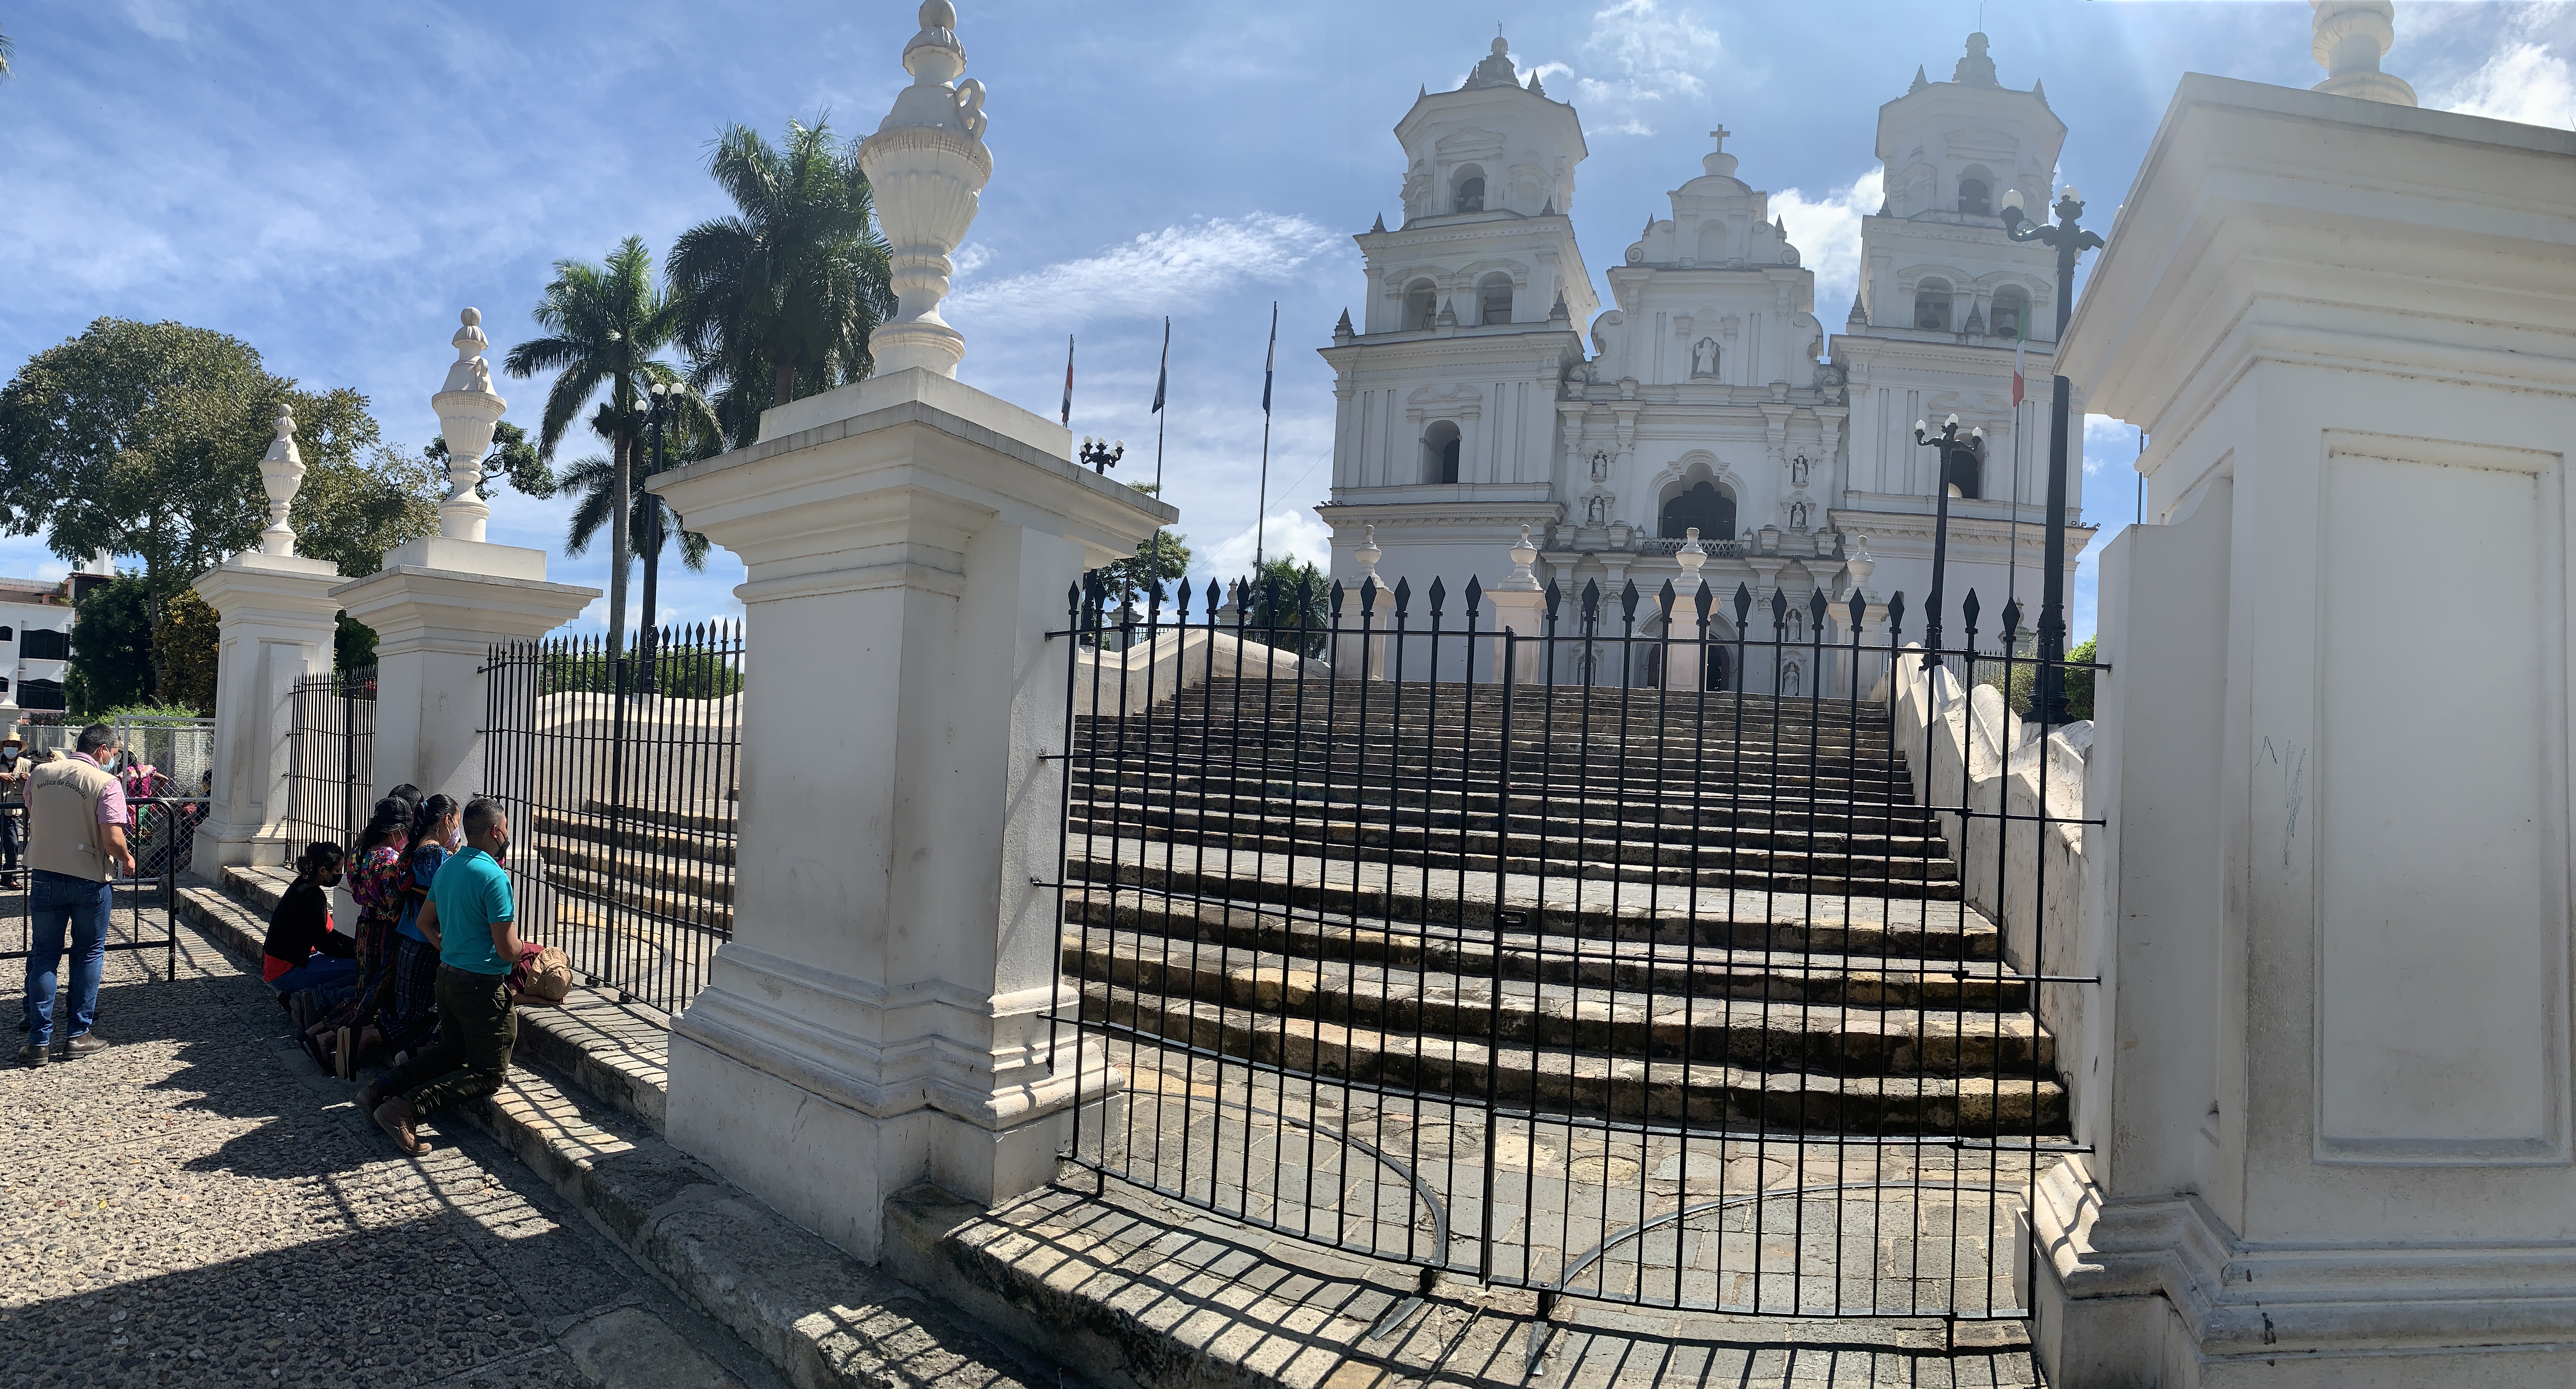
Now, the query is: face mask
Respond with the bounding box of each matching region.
[489,833,509,865]
[3,751,19,763]
[447,825,466,850]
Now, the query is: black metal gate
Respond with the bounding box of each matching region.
[479,625,742,1017]
[286,665,376,850]
[1049,568,2098,1339]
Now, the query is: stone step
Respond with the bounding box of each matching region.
[1066,796,1956,864]
[540,859,736,932]
[534,836,738,896]
[1065,810,1961,886]
[1080,984,2065,1136]
[1064,890,2025,1011]
[531,805,738,864]
[1066,772,1937,827]
[1065,934,2055,1076]
[1062,847,1994,953]
[1068,758,1921,804]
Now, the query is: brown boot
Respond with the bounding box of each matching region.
[372,1097,430,1155]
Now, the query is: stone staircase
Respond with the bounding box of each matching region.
[1061,679,2065,1138]
[525,798,736,933]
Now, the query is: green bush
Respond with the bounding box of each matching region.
[1991,636,2096,722]
[540,648,743,699]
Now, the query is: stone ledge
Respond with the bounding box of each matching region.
[181,869,1056,1389]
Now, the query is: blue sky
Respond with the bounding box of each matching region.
[3,1,2568,642]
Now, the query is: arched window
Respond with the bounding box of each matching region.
[0,626,14,642]
[20,629,68,662]
[18,678,63,711]
[1914,279,1954,332]
[1989,285,2029,340]
[1704,646,1731,692]
[1478,272,1513,325]
[1402,279,1438,330]
[1659,480,1736,540]
[1452,166,1486,214]
[1958,165,1994,216]
[1422,421,1462,484]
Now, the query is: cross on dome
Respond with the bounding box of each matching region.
[1702,126,1739,179]
[1462,33,1520,90]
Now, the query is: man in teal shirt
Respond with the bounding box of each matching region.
[363,798,523,1154]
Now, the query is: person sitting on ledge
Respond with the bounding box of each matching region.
[262,842,355,1014]
[363,798,521,1156]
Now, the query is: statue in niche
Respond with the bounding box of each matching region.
[1788,498,1811,531]
[1590,449,1610,482]
[1690,337,1720,378]
[1584,493,1609,527]
[1790,454,1810,489]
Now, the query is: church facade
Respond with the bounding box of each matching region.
[1315,32,2094,692]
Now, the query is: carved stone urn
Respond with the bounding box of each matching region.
[431,308,508,542]
[858,1,993,378]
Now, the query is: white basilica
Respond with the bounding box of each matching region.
[1315,32,2093,692]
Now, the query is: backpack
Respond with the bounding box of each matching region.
[511,944,573,1004]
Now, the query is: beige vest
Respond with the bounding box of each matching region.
[27,755,115,881]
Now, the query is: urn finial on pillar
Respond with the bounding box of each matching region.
[1503,523,1542,591]
[2309,0,2416,106]
[1355,523,1382,584]
[432,308,508,542]
[859,1,994,379]
[257,403,305,557]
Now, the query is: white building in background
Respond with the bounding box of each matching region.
[1316,31,2092,690]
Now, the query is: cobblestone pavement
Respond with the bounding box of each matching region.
[2,932,792,1389]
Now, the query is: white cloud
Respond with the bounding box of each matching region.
[945,215,1342,332]
[1202,508,1334,580]
[119,0,190,42]
[2428,40,2576,128]
[1571,0,1727,137]
[1769,167,1882,320]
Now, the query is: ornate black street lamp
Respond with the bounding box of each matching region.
[637,380,671,696]
[1910,413,1985,656]
[2001,185,2104,724]
[1079,436,1124,475]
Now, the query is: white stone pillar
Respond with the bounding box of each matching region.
[650,1,1169,1264]
[2032,76,2576,1386]
[1486,525,1547,685]
[1332,524,1389,679]
[330,312,596,807]
[652,367,1169,1262]
[194,405,341,867]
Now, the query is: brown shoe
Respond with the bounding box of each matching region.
[355,1078,390,1113]
[372,1097,430,1155]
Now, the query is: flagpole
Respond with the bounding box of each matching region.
[1151,317,1170,591]
[1254,301,1277,571]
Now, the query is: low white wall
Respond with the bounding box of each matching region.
[1880,646,2093,1089]
[1071,627,1305,716]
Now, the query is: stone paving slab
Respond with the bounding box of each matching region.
[0,929,785,1389]
[163,873,1057,1389]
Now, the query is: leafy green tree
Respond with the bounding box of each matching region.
[335,612,378,671]
[502,237,688,668]
[152,589,220,715]
[668,117,894,449]
[292,442,440,578]
[0,320,398,691]
[67,575,154,713]
[424,419,556,501]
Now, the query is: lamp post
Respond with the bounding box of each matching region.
[1909,413,1985,656]
[1079,436,1124,475]
[2001,185,2104,724]
[637,380,671,696]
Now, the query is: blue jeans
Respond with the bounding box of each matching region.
[23,870,111,1048]
[269,956,358,997]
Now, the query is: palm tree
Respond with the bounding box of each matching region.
[667,117,895,448]
[503,236,684,670]
[1,26,16,81]
[555,452,712,579]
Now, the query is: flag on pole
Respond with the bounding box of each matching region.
[1060,335,1074,425]
[1152,317,1170,415]
[1260,302,1278,415]
[2010,334,2026,407]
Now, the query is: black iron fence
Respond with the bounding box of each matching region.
[286,665,377,851]
[1049,569,2102,1339]
[479,624,742,1017]
[1,796,199,985]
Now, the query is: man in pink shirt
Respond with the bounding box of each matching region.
[19,725,134,1065]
